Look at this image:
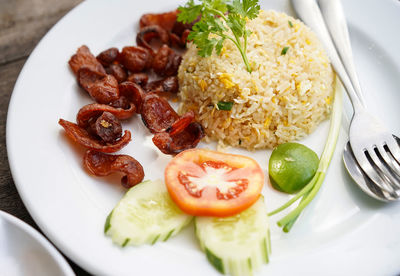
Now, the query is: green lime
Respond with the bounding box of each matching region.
[268,142,319,194]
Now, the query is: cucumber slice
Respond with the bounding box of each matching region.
[195,197,271,276]
[105,179,192,246]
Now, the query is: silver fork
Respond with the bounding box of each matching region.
[291,0,400,195]
[318,0,400,197]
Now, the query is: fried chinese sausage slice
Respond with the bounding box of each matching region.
[77,68,119,104]
[92,112,123,143]
[119,46,152,73]
[170,21,194,48]
[139,10,178,31]
[195,197,271,276]
[152,109,199,153]
[164,149,264,217]
[145,76,179,94]
[83,150,144,188]
[69,45,106,75]
[166,110,195,136]
[104,179,192,246]
[169,31,190,48]
[76,111,124,143]
[139,10,194,44]
[136,25,170,55]
[96,47,119,66]
[141,93,179,133]
[141,94,203,154]
[126,73,148,87]
[97,48,128,83]
[109,95,131,110]
[153,122,204,155]
[59,119,131,153]
[172,20,194,37]
[106,64,127,83]
[152,45,182,77]
[77,103,136,128]
[118,81,145,113]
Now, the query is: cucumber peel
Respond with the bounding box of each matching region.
[105,179,192,246]
[195,197,271,276]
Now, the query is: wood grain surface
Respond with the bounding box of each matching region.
[0,0,90,275]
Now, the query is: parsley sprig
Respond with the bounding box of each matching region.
[178,0,260,73]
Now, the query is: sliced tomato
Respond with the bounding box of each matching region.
[164,149,264,217]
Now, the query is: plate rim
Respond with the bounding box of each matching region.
[0,210,75,276]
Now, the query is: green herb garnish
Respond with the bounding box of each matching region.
[288,20,293,28]
[217,101,234,110]
[177,0,260,73]
[268,81,343,232]
[122,238,130,247]
[104,210,113,233]
[281,46,289,55]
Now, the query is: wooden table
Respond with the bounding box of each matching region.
[0,0,89,274]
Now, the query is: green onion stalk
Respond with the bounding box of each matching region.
[268,79,343,232]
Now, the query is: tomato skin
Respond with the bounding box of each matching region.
[164,149,264,217]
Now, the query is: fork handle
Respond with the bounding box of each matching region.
[318,0,365,107]
[291,0,364,113]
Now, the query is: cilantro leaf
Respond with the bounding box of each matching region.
[227,13,245,38]
[177,0,260,73]
[197,37,218,57]
[228,0,260,19]
[242,0,260,19]
[215,37,226,55]
[207,15,228,34]
[204,0,228,13]
[177,0,202,23]
[228,0,246,17]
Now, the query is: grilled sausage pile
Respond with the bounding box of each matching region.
[59,10,203,188]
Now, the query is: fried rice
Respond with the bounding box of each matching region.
[178,10,335,149]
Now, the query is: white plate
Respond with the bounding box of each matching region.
[6,0,400,275]
[0,211,74,276]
